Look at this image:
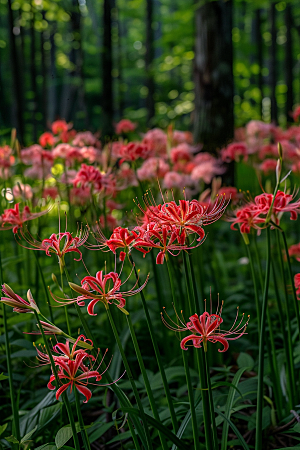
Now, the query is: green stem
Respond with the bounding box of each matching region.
[60,269,71,335]
[255,227,271,450]
[281,229,300,341]
[182,252,216,450]
[275,230,296,408]
[106,308,153,450]
[245,243,261,335]
[0,250,20,444]
[271,260,294,414]
[33,251,54,322]
[129,256,179,433]
[33,310,80,450]
[74,388,91,450]
[204,350,219,450]
[72,304,146,449]
[126,314,168,450]
[182,349,200,450]
[251,235,284,417]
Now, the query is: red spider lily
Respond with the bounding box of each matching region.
[1,285,39,314]
[133,223,201,264]
[289,243,300,262]
[161,305,249,352]
[229,190,300,233]
[0,203,50,234]
[18,226,89,270]
[295,274,300,300]
[47,352,102,402]
[73,164,103,192]
[36,335,103,403]
[135,192,228,242]
[51,269,149,315]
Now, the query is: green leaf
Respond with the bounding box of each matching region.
[21,425,38,443]
[55,424,80,449]
[221,367,248,450]
[294,423,300,433]
[237,353,255,370]
[211,381,243,398]
[215,409,250,450]
[107,430,133,444]
[0,423,8,436]
[88,421,114,443]
[0,373,9,381]
[4,435,19,444]
[35,445,57,450]
[121,407,189,450]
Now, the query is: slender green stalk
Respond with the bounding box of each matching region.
[245,243,261,334]
[74,388,91,450]
[182,252,216,450]
[271,261,294,415]
[275,230,296,406]
[2,305,20,444]
[281,229,300,340]
[33,251,54,322]
[0,250,20,444]
[106,308,153,450]
[126,314,168,450]
[182,349,200,450]
[255,227,271,450]
[60,269,71,335]
[33,310,80,450]
[72,304,146,450]
[129,256,179,433]
[204,350,219,450]
[252,235,284,415]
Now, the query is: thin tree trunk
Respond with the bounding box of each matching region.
[255,9,263,119]
[193,0,234,151]
[145,0,155,126]
[102,0,114,137]
[48,28,57,123]
[7,0,24,142]
[270,2,277,124]
[285,3,293,123]
[30,1,37,141]
[40,11,48,128]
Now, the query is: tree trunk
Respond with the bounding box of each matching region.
[40,11,48,128]
[101,0,114,137]
[270,2,277,124]
[145,0,155,126]
[30,1,37,142]
[48,29,57,123]
[285,3,293,123]
[255,9,263,119]
[193,0,234,152]
[7,0,24,142]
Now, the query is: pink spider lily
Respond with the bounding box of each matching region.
[161,304,249,352]
[18,226,89,271]
[51,269,149,315]
[0,203,50,234]
[1,285,39,314]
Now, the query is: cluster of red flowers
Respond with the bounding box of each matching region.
[95,194,228,264]
[230,190,300,234]
[37,335,103,403]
